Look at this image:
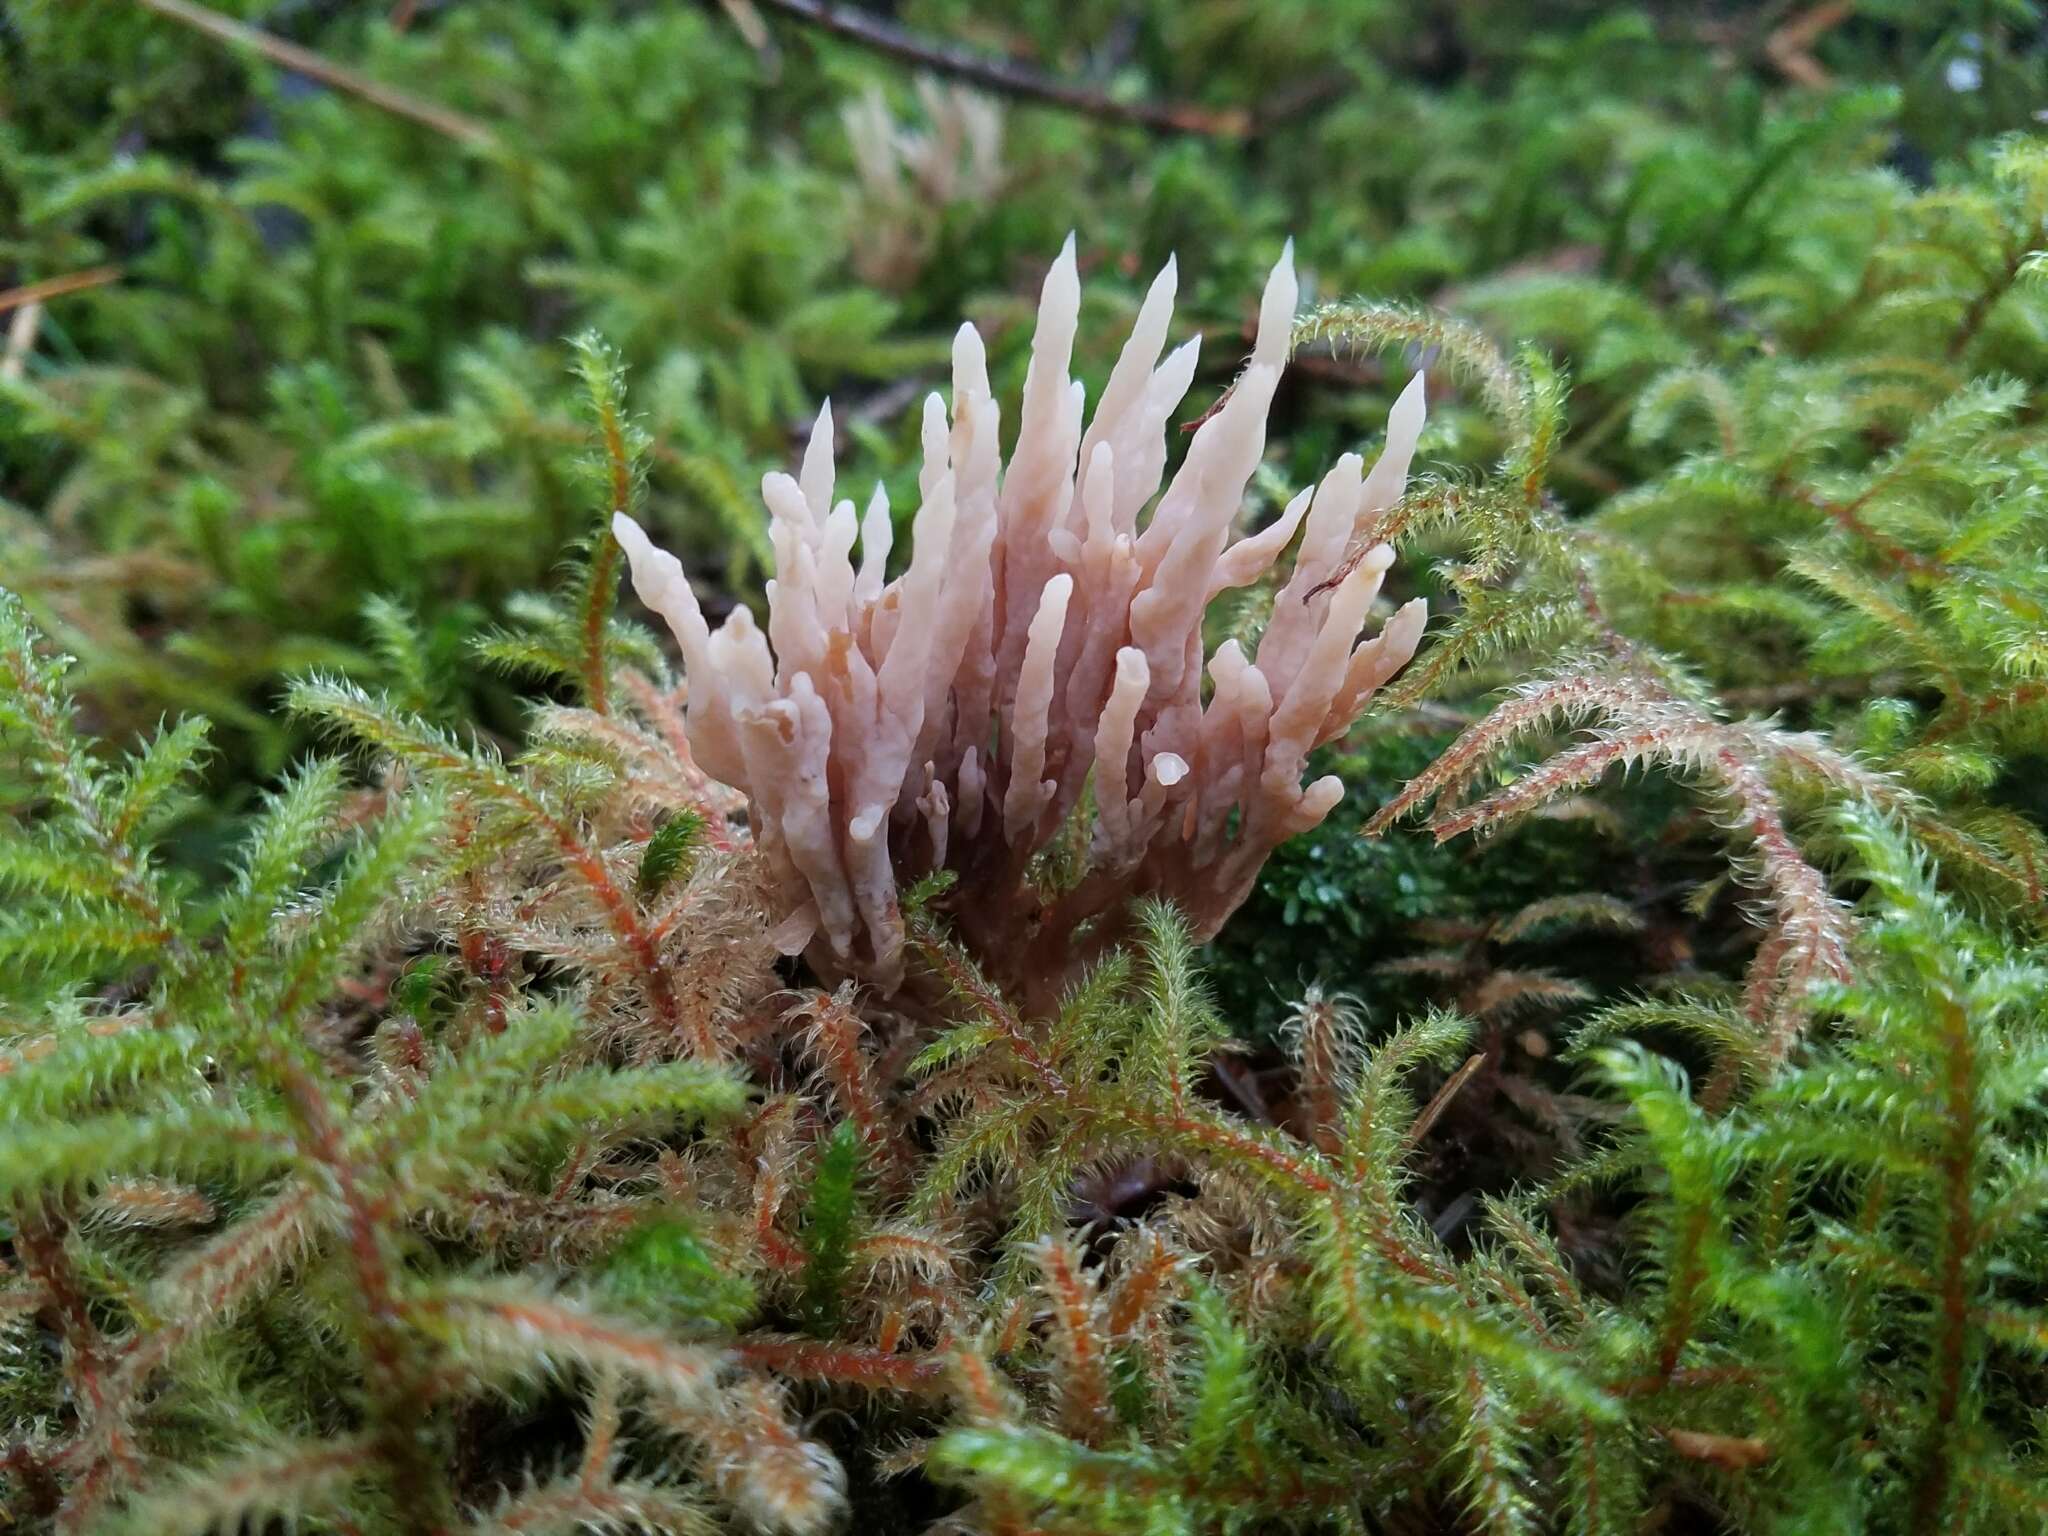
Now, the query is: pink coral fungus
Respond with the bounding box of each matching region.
[615,239,1428,997]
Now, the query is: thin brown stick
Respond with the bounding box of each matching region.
[133,0,499,151]
[751,0,1254,137]
[1403,1052,1485,1154]
[0,267,123,318]
[1763,1,1855,88]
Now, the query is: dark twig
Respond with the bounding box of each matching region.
[750,0,1255,137]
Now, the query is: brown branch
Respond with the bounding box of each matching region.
[1403,1052,1485,1154]
[0,267,123,318]
[750,0,1254,137]
[132,0,499,151]
[1763,1,1855,88]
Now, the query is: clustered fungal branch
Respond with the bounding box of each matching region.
[615,238,1428,999]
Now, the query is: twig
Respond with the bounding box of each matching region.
[1763,1,1855,88]
[749,0,1254,137]
[1403,1052,1486,1154]
[0,266,123,318]
[132,0,499,151]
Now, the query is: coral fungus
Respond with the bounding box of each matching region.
[615,239,1427,995]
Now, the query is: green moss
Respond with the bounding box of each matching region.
[5,2,2048,1530]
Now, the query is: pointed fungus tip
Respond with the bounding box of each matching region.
[1253,241,1302,363]
[1382,373,1429,464]
[1044,234,1081,305]
[1150,252,1179,301]
[1265,242,1298,301]
[1395,370,1428,425]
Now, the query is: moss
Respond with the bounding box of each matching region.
[5,3,2048,1530]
